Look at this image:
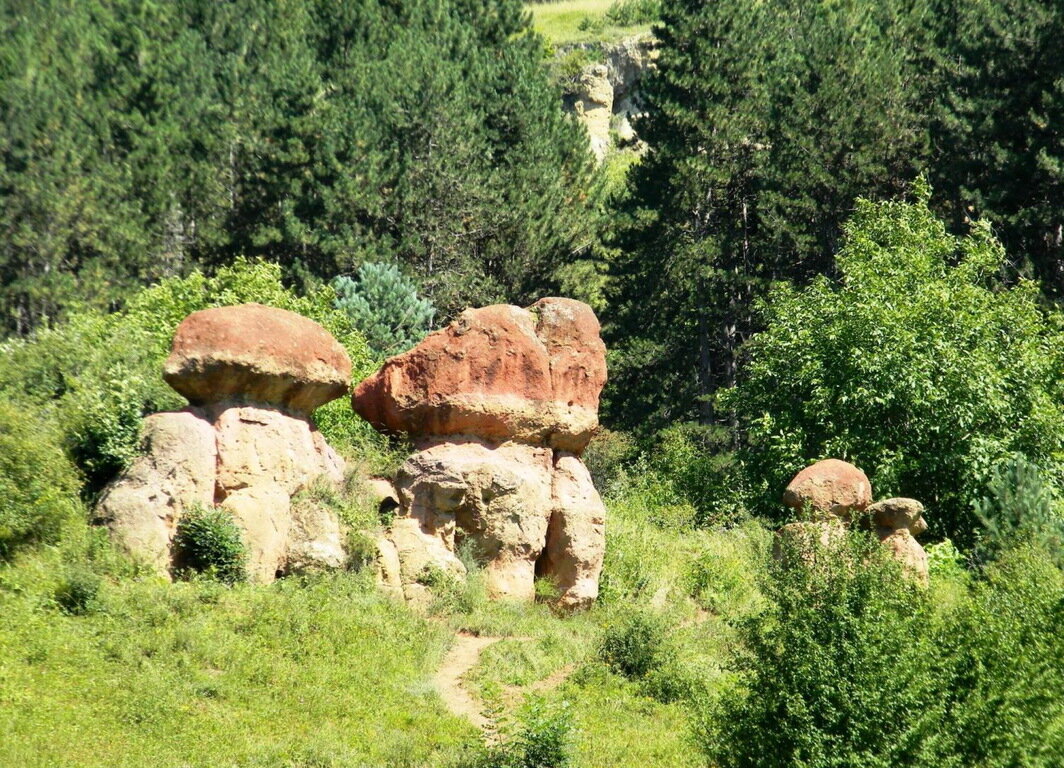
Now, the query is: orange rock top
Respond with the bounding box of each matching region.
[164,303,352,414]
[352,298,607,451]
[782,458,872,520]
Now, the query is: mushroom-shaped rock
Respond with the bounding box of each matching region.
[867,497,929,584]
[783,459,872,520]
[352,299,606,452]
[164,303,352,414]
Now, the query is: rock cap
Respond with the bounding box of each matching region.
[352,298,606,452]
[164,303,351,414]
[783,459,872,520]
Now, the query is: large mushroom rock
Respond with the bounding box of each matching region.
[867,498,929,585]
[164,303,351,415]
[783,459,873,521]
[352,298,606,453]
[359,298,608,609]
[97,305,353,582]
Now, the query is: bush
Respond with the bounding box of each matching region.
[0,399,81,560]
[173,507,248,585]
[474,696,575,768]
[54,568,102,615]
[332,262,435,357]
[603,0,661,26]
[700,531,935,768]
[973,455,1064,566]
[581,428,637,493]
[722,182,1064,544]
[599,610,670,680]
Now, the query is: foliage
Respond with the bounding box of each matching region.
[474,696,575,768]
[722,185,1064,544]
[0,0,598,334]
[581,427,638,492]
[606,0,931,433]
[603,0,659,26]
[53,567,102,615]
[700,532,936,768]
[332,262,435,357]
[928,0,1064,297]
[173,507,248,585]
[973,456,1064,565]
[598,610,670,679]
[0,399,81,560]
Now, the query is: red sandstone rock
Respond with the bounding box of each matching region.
[164,303,352,414]
[783,459,872,520]
[352,300,606,451]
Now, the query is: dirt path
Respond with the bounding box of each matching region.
[434,632,503,729]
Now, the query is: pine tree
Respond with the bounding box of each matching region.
[332,263,435,357]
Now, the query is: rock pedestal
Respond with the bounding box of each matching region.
[95,304,352,582]
[355,298,608,609]
[867,498,929,585]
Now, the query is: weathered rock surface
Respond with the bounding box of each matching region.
[353,298,605,453]
[164,303,351,414]
[98,305,353,583]
[783,459,872,520]
[772,520,848,567]
[868,497,929,584]
[361,299,608,609]
[572,64,613,162]
[95,409,217,572]
[540,453,607,610]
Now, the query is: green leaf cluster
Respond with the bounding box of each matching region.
[722,185,1064,544]
[332,263,435,357]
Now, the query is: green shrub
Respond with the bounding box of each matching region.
[599,610,670,680]
[722,183,1064,544]
[581,428,638,493]
[603,0,661,26]
[53,568,102,615]
[332,262,435,357]
[173,507,248,585]
[474,696,575,768]
[973,455,1064,565]
[0,399,81,560]
[699,531,935,768]
[925,538,967,580]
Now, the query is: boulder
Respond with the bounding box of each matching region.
[783,459,872,520]
[573,64,613,162]
[287,496,347,574]
[353,300,606,452]
[878,528,929,585]
[868,497,929,584]
[219,484,292,583]
[164,303,351,414]
[868,497,925,531]
[212,405,341,498]
[396,439,554,602]
[95,409,217,572]
[772,519,848,567]
[539,453,606,610]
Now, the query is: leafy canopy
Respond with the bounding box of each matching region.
[722,181,1064,543]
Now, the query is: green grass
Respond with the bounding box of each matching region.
[527,0,654,46]
[0,473,770,767]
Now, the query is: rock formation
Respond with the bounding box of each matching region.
[866,497,929,584]
[354,298,607,609]
[560,35,658,160]
[776,460,929,583]
[95,304,352,582]
[571,65,613,162]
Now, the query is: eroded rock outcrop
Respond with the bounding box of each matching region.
[355,298,607,609]
[96,304,352,582]
[776,461,929,583]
